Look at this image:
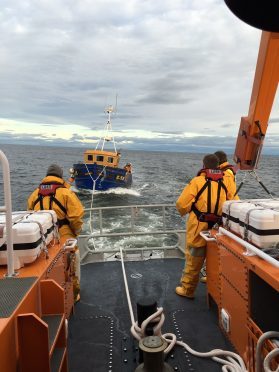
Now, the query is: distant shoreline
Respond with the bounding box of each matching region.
[1,141,279,156]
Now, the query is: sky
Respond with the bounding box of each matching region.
[0,0,278,154]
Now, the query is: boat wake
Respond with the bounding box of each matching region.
[137,183,149,191]
[72,186,140,197]
[96,187,140,196]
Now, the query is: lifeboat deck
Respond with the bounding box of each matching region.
[68,258,233,372]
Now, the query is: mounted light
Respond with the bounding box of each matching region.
[224,0,279,32]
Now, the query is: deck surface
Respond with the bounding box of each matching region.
[68,258,233,371]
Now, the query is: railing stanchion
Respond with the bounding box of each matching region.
[162,206,166,231]
[131,206,135,233]
[0,150,15,277]
[99,209,103,234]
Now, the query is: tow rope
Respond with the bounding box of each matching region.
[83,162,107,235]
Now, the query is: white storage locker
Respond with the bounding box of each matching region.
[222,199,279,249]
[0,210,58,269]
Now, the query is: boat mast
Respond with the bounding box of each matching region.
[95,104,118,153]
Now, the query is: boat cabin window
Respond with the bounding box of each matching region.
[87,155,93,161]
[96,155,104,162]
[108,157,114,163]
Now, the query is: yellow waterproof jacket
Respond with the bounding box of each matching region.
[27,176,84,237]
[220,162,239,200]
[176,172,235,247]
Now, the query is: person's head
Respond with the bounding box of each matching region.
[46,164,63,178]
[203,154,219,169]
[214,151,227,165]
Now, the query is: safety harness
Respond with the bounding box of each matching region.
[191,169,228,228]
[33,182,70,228]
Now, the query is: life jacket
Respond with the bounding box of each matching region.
[191,169,228,228]
[33,182,70,228]
[220,164,237,175]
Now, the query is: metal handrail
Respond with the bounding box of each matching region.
[79,204,186,262]
[0,150,14,276]
[80,230,186,239]
[82,204,185,238]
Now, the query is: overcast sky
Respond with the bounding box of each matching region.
[0,0,278,153]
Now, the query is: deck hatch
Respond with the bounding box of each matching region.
[250,271,279,332]
[0,277,37,318]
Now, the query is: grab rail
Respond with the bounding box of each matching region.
[82,204,184,236]
[79,204,186,263]
[218,227,279,269]
[0,150,15,276]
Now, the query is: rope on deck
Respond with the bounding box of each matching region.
[119,246,248,372]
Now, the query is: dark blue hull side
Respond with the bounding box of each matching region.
[73,163,132,191]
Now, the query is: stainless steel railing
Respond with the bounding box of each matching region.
[78,204,186,263]
[0,150,15,277]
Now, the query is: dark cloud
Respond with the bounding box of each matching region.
[220,123,234,128]
[70,133,84,140]
[136,73,198,105]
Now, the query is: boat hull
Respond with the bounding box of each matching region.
[73,163,132,191]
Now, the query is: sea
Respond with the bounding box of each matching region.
[0,143,278,250]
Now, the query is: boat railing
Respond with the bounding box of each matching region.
[0,150,15,276]
[78,204,186,264]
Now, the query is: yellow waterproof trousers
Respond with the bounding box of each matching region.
[180,244,206,297]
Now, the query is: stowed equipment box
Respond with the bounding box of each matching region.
[222,198,279,249]
[0,210,58,269]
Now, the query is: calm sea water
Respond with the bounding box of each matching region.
[0,143,278,249]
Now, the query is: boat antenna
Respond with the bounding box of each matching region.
[95,101,118,153]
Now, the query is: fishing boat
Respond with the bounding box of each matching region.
[70,104,133,192]
[0,2,279,372]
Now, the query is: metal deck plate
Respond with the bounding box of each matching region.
[0,277,37,318]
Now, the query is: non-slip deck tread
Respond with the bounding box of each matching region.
[0,276,37,318]
[68,258,233,371]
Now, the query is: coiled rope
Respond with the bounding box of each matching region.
[119,247,248,372]
[256,331,279,372]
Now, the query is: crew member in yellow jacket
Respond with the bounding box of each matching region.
[175,154,236,299]
[27,164,84,302]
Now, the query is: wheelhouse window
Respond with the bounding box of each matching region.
[96,155,104,162]
[108,157,114,163]
[87,155,93,161]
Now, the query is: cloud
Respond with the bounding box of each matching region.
[0,0,278,153]
[2,125,279,154]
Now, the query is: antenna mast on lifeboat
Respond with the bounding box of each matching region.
[224,1,279,170]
